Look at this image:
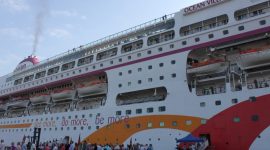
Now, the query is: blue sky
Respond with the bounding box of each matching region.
[0,0,202,76]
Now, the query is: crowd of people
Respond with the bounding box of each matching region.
[0,139,153,150]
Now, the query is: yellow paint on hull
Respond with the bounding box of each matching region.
[84,115,204,144]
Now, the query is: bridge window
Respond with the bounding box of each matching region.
[78,55,93,66]
[96,48,117,61]
[35,70,44,79]
[235,1,270,21]
[14,78,23,85]
[147,30,175,46]
[180,14,228,36]
[47,66,60,75]
[121,40,143,53]
[61,61,75,71]
[24,74,34,83]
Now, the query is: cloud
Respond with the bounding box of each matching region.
[0,0,29,12]
[51,10,87,20]
[0,27,32,40]
[48,28,71,39]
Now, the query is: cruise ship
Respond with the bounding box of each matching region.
[1,0,270,149]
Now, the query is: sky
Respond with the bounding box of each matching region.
[0,0,202,77]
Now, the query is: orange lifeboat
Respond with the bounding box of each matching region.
[187,58,228,74]
[77,80,107,98]
[6,97,29,109]
[30,93,51,105]
[237,48,270,69]
[51,88,76,102]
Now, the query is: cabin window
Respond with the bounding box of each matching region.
[96,48,117,61]
[14,78,23,85]
[61,61,75,71]
[234,1,270,21]
[24,74,34,83]
[158,106,166,112]
[35,71,46,79]
[147,30,175,46]
[116,111,121,116]
[233,117,240,123]
[136,109,142,114]
[182,41,187,45]
[121,40,143,53]
[251,115,259,122]
[260,20,266,25]
[180,14,228,36]
[223,30,229,35]
[185,120,192,125]
[232,98,238,104]
[215,100,221,106]
[201,119,207,124]
[147,122,153,128]
[47,66,60,75]
[78,55,93,66]
[238,26,245,31]
[208,34,214,39]
[126,110,131,115]
[159,122,165,127]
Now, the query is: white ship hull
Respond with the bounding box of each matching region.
[0,0,270,150]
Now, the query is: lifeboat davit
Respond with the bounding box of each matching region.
[30,94,51,105]
[6,99,29,109]
[0,104,7,111]
[77,80,107,98]
[51,88,76,102]
[187,59,228,74]
[237,48,270,69]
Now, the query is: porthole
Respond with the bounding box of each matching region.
[171,73,176,78]
[138,80,142,84]
[251,115,259,122]
[185,120,192,125]
[200,102,206,107]
[259,20,266,25]
[119,58,122,62]
[160,76,164,80]
[223,30,229,35]
[110,61,113,64]
[137,53,141,57]
[170,44,174,48]
[147,50,152,54]
[118,84,122,88]
[159,122,165,127]
[119,72,122,76]
[148,65,152,70]
[159,63,164,67]
[158,47,163,52]
[182,41,187,45]
[215,100,221,105]
[238,26,245,31]
[233,117,240,123]
[128,56,131,60]
[147,122,153,128]
[232,98,238,104]
[208,34,214,39]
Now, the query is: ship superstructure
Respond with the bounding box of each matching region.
[1,0,270,149]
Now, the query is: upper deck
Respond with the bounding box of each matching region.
[0,0,269,97]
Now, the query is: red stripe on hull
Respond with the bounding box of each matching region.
[192,94,270,150]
